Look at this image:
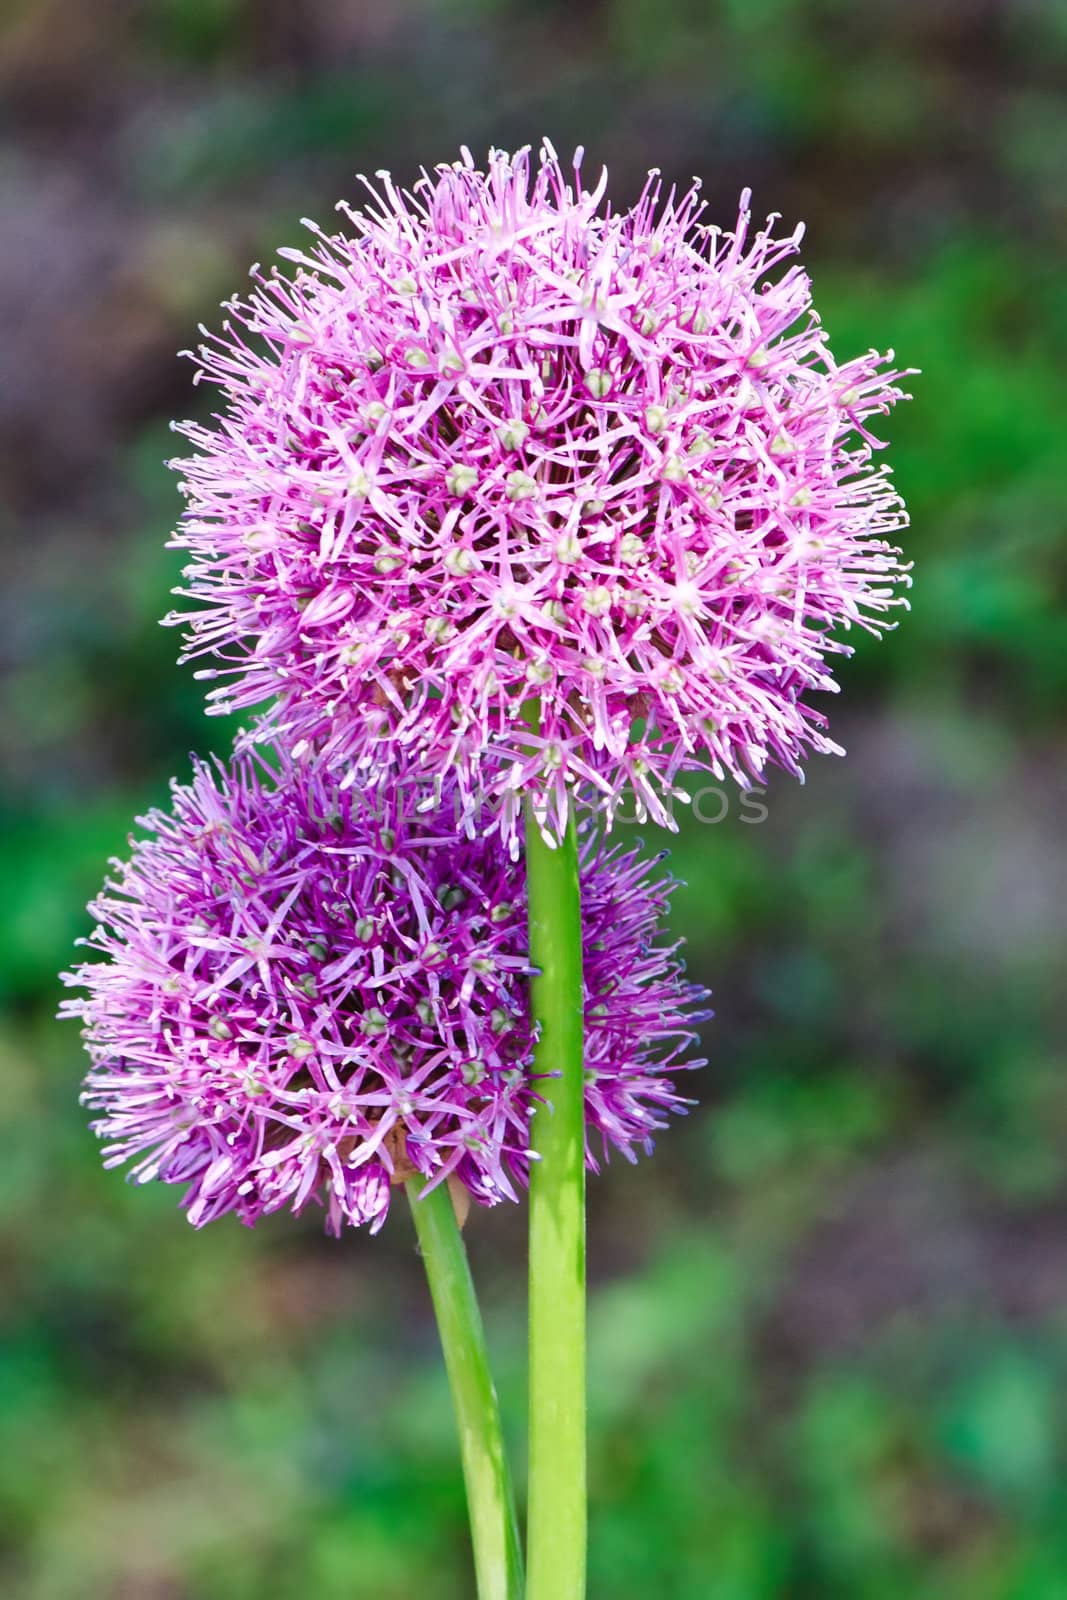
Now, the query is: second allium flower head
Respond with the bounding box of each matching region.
[62,757,706,1234]
[170,141,911,846]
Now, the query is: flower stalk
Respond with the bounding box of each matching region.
[406,1175,523,1600]
[523,763,587,1599]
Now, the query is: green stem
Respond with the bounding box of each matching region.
[406,1176,524,1600]
[524,786,587,1599]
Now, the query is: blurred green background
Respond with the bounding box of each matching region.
[2,2,1066,1595]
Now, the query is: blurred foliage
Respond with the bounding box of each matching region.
[1,0,1065,1595]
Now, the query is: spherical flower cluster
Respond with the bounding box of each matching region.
[61,755,707,1234]
[169,141,910,844]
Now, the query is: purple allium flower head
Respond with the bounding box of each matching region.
[60,754,707,1235]
[169,142,911,845]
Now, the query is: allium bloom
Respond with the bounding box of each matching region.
[61,755,706,1234]
[170,142,910,844]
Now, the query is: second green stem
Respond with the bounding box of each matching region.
[406,1176,523,1600]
